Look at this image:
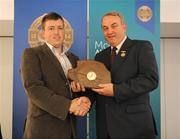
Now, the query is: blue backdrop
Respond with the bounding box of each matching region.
[13,1,160,139]
[13,0,87,138]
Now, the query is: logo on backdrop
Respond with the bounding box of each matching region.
[137,5,153,22]
[135,0,155,33]
[28,13,73,49]
[94,41,109,54]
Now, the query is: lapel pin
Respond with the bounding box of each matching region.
[120,50,126,57]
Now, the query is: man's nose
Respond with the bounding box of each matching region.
[107,28,113,34]
[54,28,59,34]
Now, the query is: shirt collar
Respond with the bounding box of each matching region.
[45,42,68,55]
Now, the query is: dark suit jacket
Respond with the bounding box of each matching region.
[93,38,159,139]
[0,125,2,139]
[20,44,79,139]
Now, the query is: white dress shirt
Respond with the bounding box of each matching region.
[46,42,72,77]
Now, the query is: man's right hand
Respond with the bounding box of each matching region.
[69,97,91,116]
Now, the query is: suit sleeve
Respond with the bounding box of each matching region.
[20,48,71,120]
[113,41,159,102]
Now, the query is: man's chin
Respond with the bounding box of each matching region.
[108,42,116,46]
[107,39,116,46]
[53,43,62,47]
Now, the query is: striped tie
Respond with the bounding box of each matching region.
[111,47,117,65]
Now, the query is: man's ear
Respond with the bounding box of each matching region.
[122,23,126,32]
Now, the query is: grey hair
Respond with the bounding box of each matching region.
[101,11,125,24]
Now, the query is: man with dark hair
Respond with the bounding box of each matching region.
[20,12,90,139]
[41,12,64,30]
[71,11,159,139]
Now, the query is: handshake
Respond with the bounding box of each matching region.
[69,96,91,116]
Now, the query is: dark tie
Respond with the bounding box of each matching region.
[111,47,117,65]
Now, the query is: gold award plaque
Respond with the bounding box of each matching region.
[68,60,111,88]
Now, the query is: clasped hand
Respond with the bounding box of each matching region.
[69,96,91,116]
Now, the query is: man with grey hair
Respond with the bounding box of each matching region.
[71,11,158,139]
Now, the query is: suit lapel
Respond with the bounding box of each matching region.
[65,52,77,68]
[41,44,67,81]
[104,47,111,71]
[97,47,111,71]
[111,38,133,74]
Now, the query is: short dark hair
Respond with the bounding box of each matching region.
[41,12,64,30]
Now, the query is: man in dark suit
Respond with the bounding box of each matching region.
[71,11,159,139]
[20,12,91,139]
[0,125,2,139]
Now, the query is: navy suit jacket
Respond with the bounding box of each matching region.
[93,37,159,139]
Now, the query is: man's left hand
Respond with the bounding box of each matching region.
[92,83,114,96]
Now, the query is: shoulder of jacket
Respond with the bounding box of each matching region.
[23,45,44,56]
[132,39,152,49]
[132,39,151,45]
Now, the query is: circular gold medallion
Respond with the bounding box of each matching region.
[87,71,97,81]
[28,13,73,48]
[121,53,126,57]
[137,5,153,22]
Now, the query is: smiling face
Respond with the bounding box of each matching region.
[42,19,65,48]
[101,15,125,47]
